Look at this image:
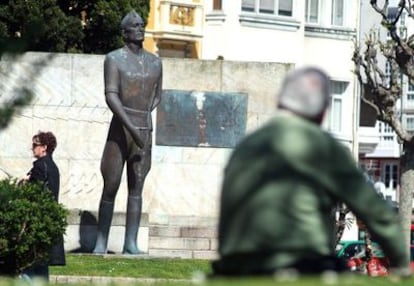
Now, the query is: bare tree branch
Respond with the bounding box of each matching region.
[362,0,414,268]
[352,1,414,146]
[402,0,414,18]
[370,0,389,18]
[371,1,414,80]
[353,44,381,115]
[390,113,413,142]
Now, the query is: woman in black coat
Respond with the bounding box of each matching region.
[23,131,65,280]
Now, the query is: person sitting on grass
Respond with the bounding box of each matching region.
[212,67,411,278]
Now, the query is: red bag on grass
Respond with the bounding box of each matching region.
[366,257,389,277]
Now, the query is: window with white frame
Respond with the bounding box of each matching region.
[406,116,414,132]
[400,11,406,26]
[385,61,392,88]
[407,82,414,101]
[330,97,342,132]
[331,0,344,26]
[241,0,293,17]
[378,122,395,143]
[305,0,319,24]
[383,163,398,189]
[399,12,407,38]
[304,0,353,32]
[328,81,348,133]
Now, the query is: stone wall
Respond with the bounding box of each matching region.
[0,52,292,256]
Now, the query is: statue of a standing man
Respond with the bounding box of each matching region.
[93,10,163,255]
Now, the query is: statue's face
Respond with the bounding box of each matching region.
[123,14,145,44]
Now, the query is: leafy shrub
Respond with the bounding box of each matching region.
[0,179,68,275]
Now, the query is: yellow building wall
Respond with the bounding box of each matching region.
[144,0,157,54]
[146,0,156,30]
[144,0,203,58]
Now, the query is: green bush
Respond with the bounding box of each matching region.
[0,179,68,275]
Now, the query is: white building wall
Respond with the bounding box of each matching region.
[203,0,305,63]
[202,1,360,152]
[228,27,304,63]
[304,37,356,146]
[341,214,360,242]
[202,1,364,241]
[303,37,354,79]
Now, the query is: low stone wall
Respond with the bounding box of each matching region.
[65,209,217,259]
[0,52,291,255]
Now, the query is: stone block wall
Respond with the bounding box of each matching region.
[0,52,292,256]
[65,209,217,259]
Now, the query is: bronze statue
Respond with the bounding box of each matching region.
[93,10,163,255]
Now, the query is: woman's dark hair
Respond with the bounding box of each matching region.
[33,131,57,154]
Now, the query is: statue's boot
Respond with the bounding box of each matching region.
[122,196,143,255]
[93,200,114,254]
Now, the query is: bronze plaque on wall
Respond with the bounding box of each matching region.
[156,90,248,148]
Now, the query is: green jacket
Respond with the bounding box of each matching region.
[214,112,408,274]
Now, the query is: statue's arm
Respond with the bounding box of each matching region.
[151,60,163,111]
[104,56,144,148]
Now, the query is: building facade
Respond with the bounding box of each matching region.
[358,1,414,207]
[203,0,367,241]
[145,0,204,58]
[144,0,402,240]
[146,0,364,154]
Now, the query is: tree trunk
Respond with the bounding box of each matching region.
[399,145,414,266]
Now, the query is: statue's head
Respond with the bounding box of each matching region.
[277,67,331,125]
[121,10,145,43]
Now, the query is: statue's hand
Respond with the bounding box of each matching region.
[131,129,144,148]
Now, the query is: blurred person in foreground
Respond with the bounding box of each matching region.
[212,67,411,277]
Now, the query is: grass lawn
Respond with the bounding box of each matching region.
[50,254,212,279]
[0,254,411,285]
[45,254,414,285]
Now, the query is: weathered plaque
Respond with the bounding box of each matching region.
[156,90,248,148]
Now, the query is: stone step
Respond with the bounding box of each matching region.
[148,249,218,260]
[193,250,218,260]
[149,225,217,239]
[64,209,220,256]
[149,236,212,250]
[148,249,193,259]
[148,214,217,227]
